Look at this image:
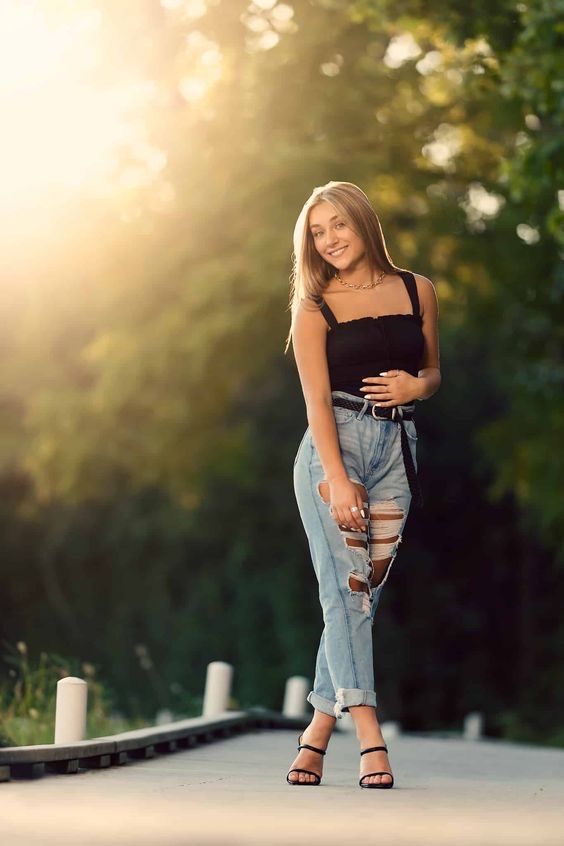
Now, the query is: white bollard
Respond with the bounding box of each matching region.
[54,676,88,744]
[155,708,174,725]
[202,661,233,717]
[282,676,309,717]
[381,720,402,740]
[338,712,355,732]
[463,711,483,740]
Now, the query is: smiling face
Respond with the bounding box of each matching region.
[308,200,367,270]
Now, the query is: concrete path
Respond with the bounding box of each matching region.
[1,728,563,845]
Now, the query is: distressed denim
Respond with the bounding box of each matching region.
[293,390,417,719]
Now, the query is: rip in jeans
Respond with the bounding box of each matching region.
[316,479,405,618]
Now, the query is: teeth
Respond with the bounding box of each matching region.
[329,247,346,256]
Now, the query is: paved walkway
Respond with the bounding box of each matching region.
[1,728,563,845]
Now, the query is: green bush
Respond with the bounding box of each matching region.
[0,641,148,747]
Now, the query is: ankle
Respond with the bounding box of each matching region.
[304,715,335,742]
[356,729,386,747]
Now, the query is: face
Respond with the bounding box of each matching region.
[308,200,366,269]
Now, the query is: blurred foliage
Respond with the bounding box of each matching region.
[0,641,149,747]
[0,0,562,744]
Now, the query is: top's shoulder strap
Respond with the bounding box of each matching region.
[318,298,338,330]
[398,270,420,318]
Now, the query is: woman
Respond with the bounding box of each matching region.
[284,181,441,789]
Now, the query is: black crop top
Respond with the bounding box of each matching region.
[316,270,425,399]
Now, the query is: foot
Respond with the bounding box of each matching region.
[286,725,331,784]
[359,738,393,787]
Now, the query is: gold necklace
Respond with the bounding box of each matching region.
[335,269,386,289]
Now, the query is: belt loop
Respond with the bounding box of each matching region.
[357,398,369,420]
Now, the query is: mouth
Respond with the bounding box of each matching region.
[327,246,347,258]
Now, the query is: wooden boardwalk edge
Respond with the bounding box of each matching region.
[0,707,307,782]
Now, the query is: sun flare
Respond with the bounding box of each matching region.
[0,3,157,219]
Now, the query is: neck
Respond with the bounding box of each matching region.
[337,264,385,286]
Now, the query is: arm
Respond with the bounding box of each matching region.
[413,273,441,401]
[292,299,348,482]
[292,300,367,532]
[360,273,441,405]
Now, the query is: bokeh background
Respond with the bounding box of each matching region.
[1,0,563,744]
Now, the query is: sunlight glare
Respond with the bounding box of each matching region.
[0,4,151,218]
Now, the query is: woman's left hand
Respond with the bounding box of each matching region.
[360,369,419,407]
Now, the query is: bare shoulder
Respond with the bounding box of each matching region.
[412,271,436,295]
[412,272,439,315]
[294,295,326,321]
[298,295,322,312]
[292,296,329,336]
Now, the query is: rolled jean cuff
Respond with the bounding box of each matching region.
[334,687,377,719]
[306,691,336,718]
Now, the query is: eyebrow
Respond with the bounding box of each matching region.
[309,214,339,231]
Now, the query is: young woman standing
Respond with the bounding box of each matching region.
[284,181,441,788]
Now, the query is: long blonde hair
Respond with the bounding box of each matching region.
[283,180,402,354]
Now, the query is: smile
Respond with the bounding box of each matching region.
[328,246,347,257]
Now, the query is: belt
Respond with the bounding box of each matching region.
[332,397,423,509]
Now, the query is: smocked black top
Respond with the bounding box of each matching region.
[316,270,425,399]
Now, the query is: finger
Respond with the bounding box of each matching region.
[350,502,367,533]
[361,379,387,389]
[363,502,370,536]
[366,387,391,396]
[360,501,369,534]
[365,392,393,401]
[338,509,362,532]
[333,506,346,527]
[342,504,362,533]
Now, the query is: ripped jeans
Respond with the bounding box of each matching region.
[293,390,417,720]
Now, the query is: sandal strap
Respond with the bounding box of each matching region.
[360,771,393,779]
[359,771,394,786]
[287,768,321,782]
[360,746,388,755]
[297,742,326,756]
[360,745,388,755]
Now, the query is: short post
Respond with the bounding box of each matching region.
[381,720,401,740]
[54,676,88,743]
[202,661,233,717]
[282,676,309,717]
[338,712,355,732]
[463,711,483,740]
[155,708,174,725]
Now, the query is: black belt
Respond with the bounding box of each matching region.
[332,397,423,509]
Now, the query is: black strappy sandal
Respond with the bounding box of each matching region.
[286,733,327,786]
[358,744,394,789]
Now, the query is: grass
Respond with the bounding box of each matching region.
[0,641,149,747]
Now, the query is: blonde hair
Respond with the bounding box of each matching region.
[283,180,402,354]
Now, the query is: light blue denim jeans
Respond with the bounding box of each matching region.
[293,390,417,719]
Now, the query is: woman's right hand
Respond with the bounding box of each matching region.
[327,477,367,533]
